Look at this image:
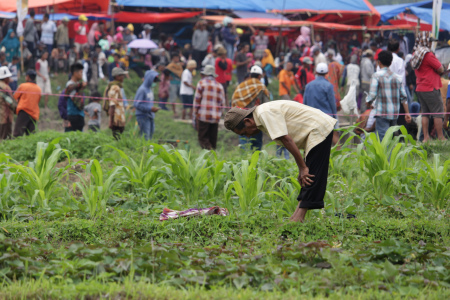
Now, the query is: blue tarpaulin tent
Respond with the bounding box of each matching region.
[115,0,266,12]
[375,0,450,22]
[409,7,450,32]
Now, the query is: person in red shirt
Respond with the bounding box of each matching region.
[215,47,232,105]
[74,15,88,53]
[295,56,315,102]
[412,31,446,142]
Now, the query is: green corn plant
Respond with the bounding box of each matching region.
[154,145,212,205]
[226,151,268,213]
[8,139,71,208]
[269,177,301,217]
[75,159,123,220]
[416,154,450,210]
[356,126,425,201]
[108,146,163,196]
[206,152,232,200]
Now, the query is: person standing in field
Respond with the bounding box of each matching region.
[35,51,51,109]
[40,13,57,54]
[83,92,102,132]
[180,60,197,120]
[412,31,446,142]
[74,15,88,53]
[326,49,344,111]
[193,65,226,150]
[0,66,16,140]
[166,52,184,118]
[192,21,209,69]
[224,100,337,222]
[106,67,128,140]
[55,17,70,52]
[65,63,87,132]
[13,70,41,137]
[232,65,270,151]
[360,49,375,112]
[235,43,251,84]
[134,70,161,140]
[215,47,232,105]
[303,63,339,146]
[278,61,299,100]
[366,50,412,140]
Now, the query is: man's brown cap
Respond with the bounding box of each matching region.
[224,107,257,131]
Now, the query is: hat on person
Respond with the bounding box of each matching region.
[200,65,217,77]
[144,24,154,30]
[236,28,244,35]
[223,16,233,26]
[112,67,128,77]
[62,17,69,22]
[364,33,371,39]
[187,59,197,69]
[316,62,329,74]
[217,47,227,55]
[26,69,37,80]
[302,57,313,64]
[117,26,124,32]
[224,107,257,131]
[327,48,335,57]
[254,61,262,67]
[0,66,12,80]
[214,23,222,29]
[363,49,374,56]
[78,15,88,21]
[127,24,134,32]
[250,65,263,75]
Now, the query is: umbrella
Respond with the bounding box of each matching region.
[127,39,158,49]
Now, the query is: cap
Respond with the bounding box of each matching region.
[200,65,217,77]
[127,23,134,32]
[224,107,257,131]
[302,57,313,64]
[223,16,233,26]
[116,26,124,32]
[364,33,371,39]
[0,66,12,79]
[78,15,88,21]
[250,65,263,75]
[236,28,244,34]
[363,49,374,56]
[26,69,37,79]
[62,17,69,22]
[144,24,154,30]
[327,48,335,56]
[186,60,197,69]
[112,67,128,77]
[316,62,328,74]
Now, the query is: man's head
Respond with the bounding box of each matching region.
[70,63,84,81]
[313,48,320,57]
[370,42,377,52]
[217,47,227,58]
[387,39,400,53]
[363,49,373,60]
[41,51,49,61]
[240,43,249,53]
[95,45,102,53]
[258,30,265,37]
[186,60,197,71]
[144,24,153,33]
[29,9,35,18]
[326,49,335,59]
[90,91,101,103]
[377,50,393,68]
[316,62,328,76]
[171,52,180,62]
[62,17,69,25]
[0,66,12,83]
[78,14,87,24]
[43,13,49,22]
[363,33,371,42]
[249,65,263,80]
[12,56,19,65]
[352,33,358,40]
[113,53,120,62]
[224,107,260,137]
[112,67,128,82]
[285,61,293,71]
[25,69,37,82]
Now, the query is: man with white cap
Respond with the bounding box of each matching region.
[0,66,16,140]
[304,62,339,146]
[224,100,336,223]
[139,24,154,40]
[232,65,270,150]
[193,65,226,150]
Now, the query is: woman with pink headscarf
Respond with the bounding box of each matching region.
[87,23,101,49]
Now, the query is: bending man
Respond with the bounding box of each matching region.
[224,100,336,222]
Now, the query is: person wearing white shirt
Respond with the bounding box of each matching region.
[180,60,197,120]
[40,13,57,54]
[83,53,105,94]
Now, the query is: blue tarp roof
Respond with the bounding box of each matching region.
[375,1,450,22]
[234,11,290,21]
[115,0,266,12]
[116,0,374,13]
[409,6,450,32]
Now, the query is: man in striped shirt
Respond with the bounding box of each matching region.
[193,65,226,150]
[366,50,411,140]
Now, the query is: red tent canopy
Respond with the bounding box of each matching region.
[1,0,72,12]
[114,11,202,23]
[56,0,110,14]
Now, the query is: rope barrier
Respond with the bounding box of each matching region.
[0,88,446,118]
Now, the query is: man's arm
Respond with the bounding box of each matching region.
[365,76,379,105]
[276,135,314,187]
[400,85,411,123]
[328,84,337,117]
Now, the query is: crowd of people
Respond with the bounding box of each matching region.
[0,11,449,149]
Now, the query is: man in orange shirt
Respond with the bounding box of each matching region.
[278,61,299,100]
[13,70,41,137]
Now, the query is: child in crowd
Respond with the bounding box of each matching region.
[68,45,78,68]
[158,69,171,111]
[8,56,19,91]
[180,60,197,120]
[35,51,51,109]
[84,91,102,132]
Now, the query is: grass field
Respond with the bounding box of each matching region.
[1,71,449,299]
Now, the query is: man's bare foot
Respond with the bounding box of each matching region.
[290,207,308,222]
[422,138,430,143]
[438,137,447,141]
